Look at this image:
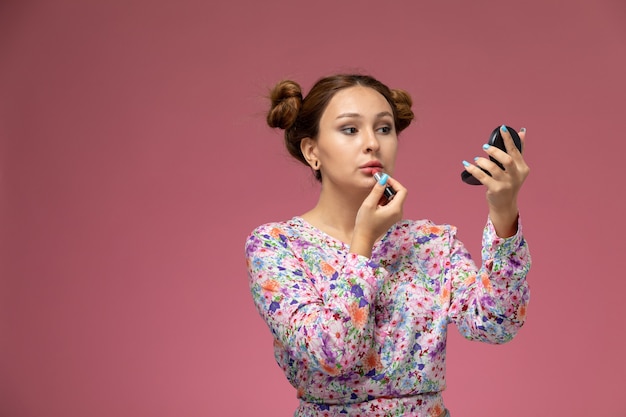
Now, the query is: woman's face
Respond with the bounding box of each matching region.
[305,86,398,194]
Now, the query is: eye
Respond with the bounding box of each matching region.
[341,127,358,135]
[377,125,392,134]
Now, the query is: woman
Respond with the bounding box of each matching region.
[244,74,530,417]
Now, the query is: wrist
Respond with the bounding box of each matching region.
[488,204,519,238]
[349,231,376,258]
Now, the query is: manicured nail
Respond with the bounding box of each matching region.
[520,127,526,133]
[474,157,480,162]
[501,125,508,132]
[482,143,491,150]
[462,160,470,167]
[378,173,389,185]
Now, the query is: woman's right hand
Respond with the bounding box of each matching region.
[350,174,407,258]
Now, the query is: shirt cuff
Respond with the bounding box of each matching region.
[483,214,525,258]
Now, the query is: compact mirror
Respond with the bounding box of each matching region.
[461,125,523,185]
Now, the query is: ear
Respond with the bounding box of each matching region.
[300,137,319,169]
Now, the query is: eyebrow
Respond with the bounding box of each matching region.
[336,111,393,120]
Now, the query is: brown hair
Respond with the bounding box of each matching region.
[266,74,415,181]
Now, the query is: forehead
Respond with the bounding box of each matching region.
[323,86,392,117]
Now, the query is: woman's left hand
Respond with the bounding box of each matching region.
[464,125,530,237]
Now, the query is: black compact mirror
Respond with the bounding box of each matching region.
[461,125,523,185]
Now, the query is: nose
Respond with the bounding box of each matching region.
[363,129,380,153]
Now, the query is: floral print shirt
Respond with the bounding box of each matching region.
[245,216,530,417]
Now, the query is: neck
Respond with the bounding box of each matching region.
[301,186,367,244]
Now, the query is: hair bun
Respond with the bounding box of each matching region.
[267,80,303,130]
[391,88,415,132]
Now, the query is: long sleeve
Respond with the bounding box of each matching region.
[245,222,388,376]
[246,217,531,415]
[448,217,531,344]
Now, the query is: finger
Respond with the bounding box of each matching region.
[500,125,519,155]
[385,176,408,203]
[478,157,519,187]
[372,174,407,208]
[462,160,493,186]
[362,174,388,207]
[385,176,407,195]
[518,127,526,152]
[473,156,502,177]
[481,143,513,173]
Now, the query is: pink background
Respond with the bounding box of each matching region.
[1,1,625,416]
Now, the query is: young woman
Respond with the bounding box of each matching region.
[244,74,531,417]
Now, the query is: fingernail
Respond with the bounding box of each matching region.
[378,173,389,185]
[520,127,526,133]
[501,125,508,132]
[462,160,470,167]
[474,156,480,162]
[482,143,491,150]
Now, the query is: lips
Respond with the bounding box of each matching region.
[360,161,383,169]
[360,161,383,175]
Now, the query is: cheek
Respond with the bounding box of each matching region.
[319,140,354,162]
[384,144,398,173]
[385,142,398,158]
